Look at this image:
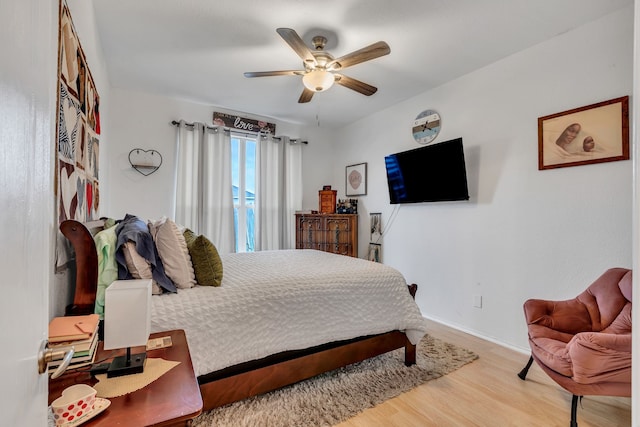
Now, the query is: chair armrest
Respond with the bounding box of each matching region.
[523,298,592,335]
[572,332,631,353]
[568,332,632,385]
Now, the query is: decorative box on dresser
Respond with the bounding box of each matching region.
[318,190,337,214]
[295,213,358,257]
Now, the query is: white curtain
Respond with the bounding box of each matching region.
[174,122,235,254]
[174,120,200,230]
[255,135,303,250]
[255,134,282,250]
[282,137,303,249]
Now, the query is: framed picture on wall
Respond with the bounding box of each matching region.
[370,212,382,243]
[538,96,629,170]
[368,243,381,263]
[346,163,367,196]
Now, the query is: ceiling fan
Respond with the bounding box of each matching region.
[244,28,390,103]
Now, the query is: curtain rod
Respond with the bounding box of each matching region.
[170,120,308,144]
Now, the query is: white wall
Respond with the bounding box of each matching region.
[331,7,634,351]
[104,88,334,219]
[298,126,338,209]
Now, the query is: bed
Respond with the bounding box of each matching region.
[60,218,428,410]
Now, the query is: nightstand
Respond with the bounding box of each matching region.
[49,329,203,427]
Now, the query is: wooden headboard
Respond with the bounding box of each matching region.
[60,220,102,316]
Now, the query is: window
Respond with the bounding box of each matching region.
[231,135,256,252]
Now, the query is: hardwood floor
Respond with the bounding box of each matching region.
[336,319,631,427]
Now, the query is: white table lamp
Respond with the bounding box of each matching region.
[104,279,152,377]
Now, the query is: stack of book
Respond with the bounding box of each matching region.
[48,314,100,373]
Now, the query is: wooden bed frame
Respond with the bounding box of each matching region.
[60,219,418,411]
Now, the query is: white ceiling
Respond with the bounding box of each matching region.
[92,0,631,129]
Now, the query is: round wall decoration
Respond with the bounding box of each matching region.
[412,109,441,144]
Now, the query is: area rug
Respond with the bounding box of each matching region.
[192,334,478,427]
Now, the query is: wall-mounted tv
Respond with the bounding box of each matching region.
[385,138,469,204]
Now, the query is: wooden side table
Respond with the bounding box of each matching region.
[49,329,203,427]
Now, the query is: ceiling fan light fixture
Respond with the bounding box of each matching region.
[302,70,335,92]
[245,28,389,102]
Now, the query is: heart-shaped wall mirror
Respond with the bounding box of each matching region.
[128,149,162,176]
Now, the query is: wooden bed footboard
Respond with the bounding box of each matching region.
[197,284,419,411]
[198,330,416,410]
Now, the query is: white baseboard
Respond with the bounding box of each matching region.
[423,314,531,355]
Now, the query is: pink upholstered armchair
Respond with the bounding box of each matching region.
[518,268,632,427]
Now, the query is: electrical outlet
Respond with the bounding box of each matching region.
[473,295,483,308]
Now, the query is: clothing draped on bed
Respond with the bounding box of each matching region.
[115,214,176,293]
[150,249,428,377]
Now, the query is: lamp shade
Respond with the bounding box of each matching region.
[104,279,152,351]
[302,70,335,92]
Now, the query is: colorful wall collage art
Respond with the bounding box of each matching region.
[56,1,100,224]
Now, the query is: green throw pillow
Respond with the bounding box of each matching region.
[183,229,223,287]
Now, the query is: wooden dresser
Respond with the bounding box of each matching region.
[295,213,358,257]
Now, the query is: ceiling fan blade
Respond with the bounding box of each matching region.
[327,41,390,70]
[276,28,317,66]
[334,74,378,96]
[298,88,314,103]
[244,70,303,78]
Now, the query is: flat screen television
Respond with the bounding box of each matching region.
[385,137,469,204]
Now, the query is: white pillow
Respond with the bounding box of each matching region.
[121,242,163,295]
[148,217,196,289]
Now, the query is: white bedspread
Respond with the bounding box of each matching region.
[150,249,428,376]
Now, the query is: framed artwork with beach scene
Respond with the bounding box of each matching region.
[538,96,629,170]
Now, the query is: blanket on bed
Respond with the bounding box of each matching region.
[150,249,428,376]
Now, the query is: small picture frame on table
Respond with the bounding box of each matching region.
[345,163,367,196]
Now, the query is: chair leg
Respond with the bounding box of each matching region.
[517,355,534,380]
[570,394,581,427]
